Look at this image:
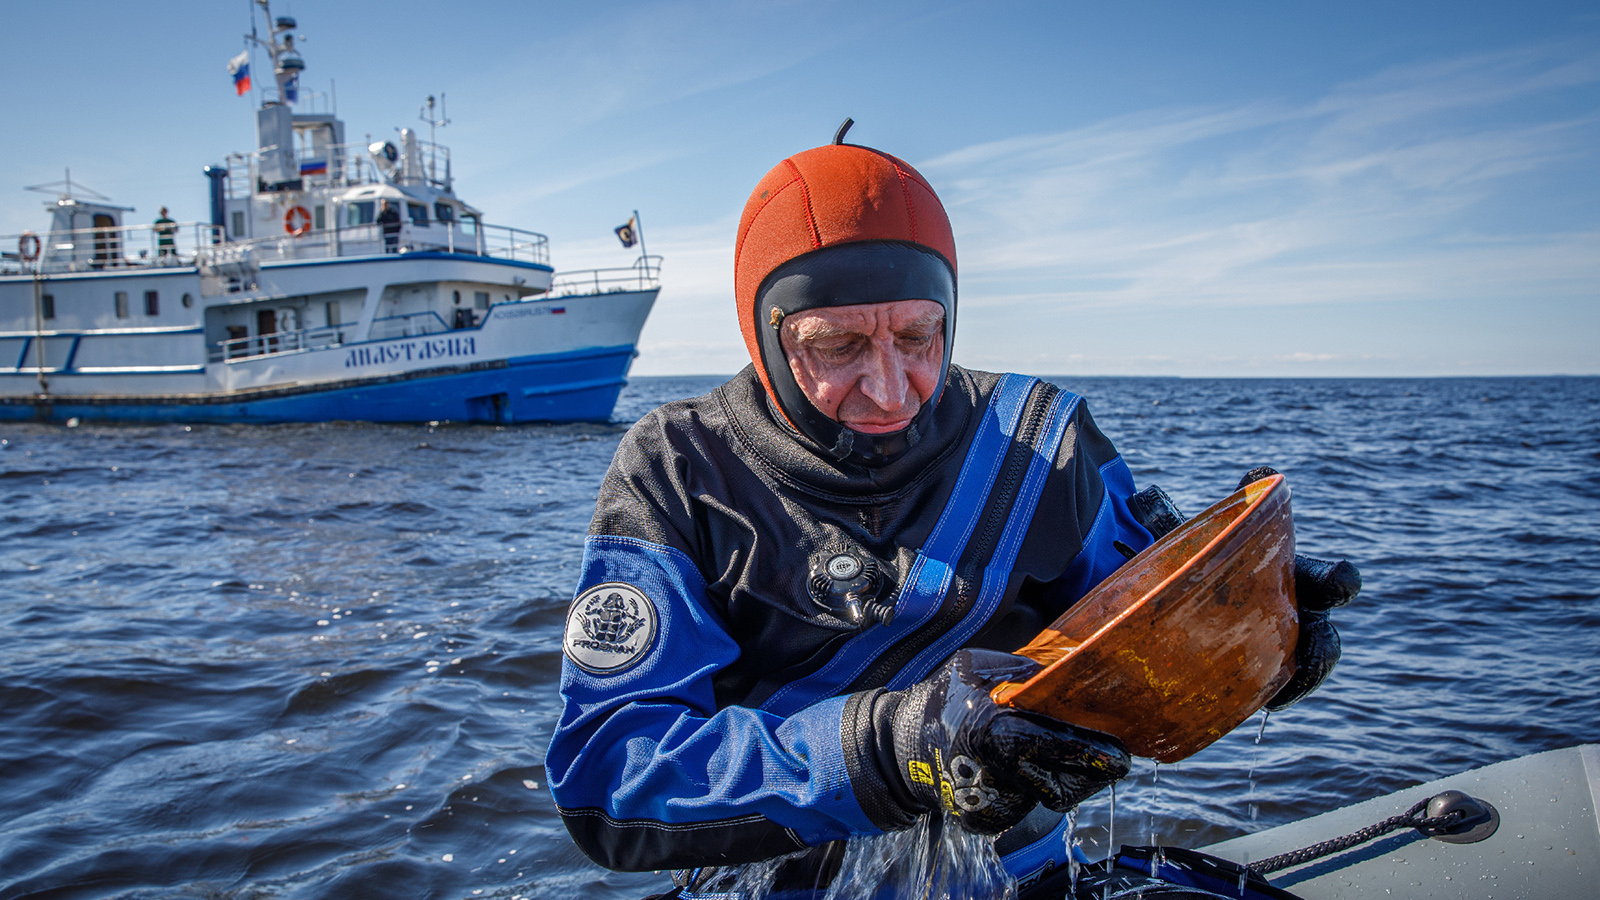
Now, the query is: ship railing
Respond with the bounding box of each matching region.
[2,222,223,276]
[222,145,379,196]
[210,322,350,362]
[196,220,549,267]
[209,310,455,363]
[221,139,455,197]
[367,310,451,342]
[548,256,663,297]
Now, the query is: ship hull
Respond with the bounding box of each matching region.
[1,253,657,424]
[0,341,640,424]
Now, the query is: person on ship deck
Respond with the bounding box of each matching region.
[154,207,177,259]
[546,126,1361,899]
[377,199,401,253]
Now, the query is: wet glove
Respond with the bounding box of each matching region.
[877,648,1131,835]
[1236,466,1361,711]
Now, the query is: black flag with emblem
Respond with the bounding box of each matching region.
[614,216,637,248]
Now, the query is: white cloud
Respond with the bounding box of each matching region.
[553,36,1599,376]
[917,39,1600,325]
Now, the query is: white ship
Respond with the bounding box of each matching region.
[0,4,658,424]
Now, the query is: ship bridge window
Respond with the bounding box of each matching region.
[435,203,455,224]
[346,200,376,226]
[407,203,429,226]
[460,215,479,236]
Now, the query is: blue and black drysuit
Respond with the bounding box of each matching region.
[547,365,1156,891]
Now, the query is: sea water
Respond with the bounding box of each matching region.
[2,375,1598,898]
[724,814,1012,900]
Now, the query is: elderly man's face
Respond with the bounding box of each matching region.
[779,299,945,435]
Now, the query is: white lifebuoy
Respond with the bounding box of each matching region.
[284,206,313,236]
[18,231,41,262]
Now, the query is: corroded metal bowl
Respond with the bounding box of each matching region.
[992,474,1298,763]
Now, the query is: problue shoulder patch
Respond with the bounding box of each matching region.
[563,582,659,674]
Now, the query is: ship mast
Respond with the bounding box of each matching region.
[244,0,307,192]
[419,94,452,191]
[248,0,305,107]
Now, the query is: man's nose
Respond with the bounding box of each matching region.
[856,337,910,411]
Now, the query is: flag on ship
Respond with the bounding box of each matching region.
[614,216,637,248]
[300,159,328,176]
[228,52,251,95]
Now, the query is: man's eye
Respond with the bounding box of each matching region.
[815,338,861,360]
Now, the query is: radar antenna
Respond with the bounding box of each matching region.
[25,168,114,203]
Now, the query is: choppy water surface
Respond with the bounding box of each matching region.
[2,376,1597,899]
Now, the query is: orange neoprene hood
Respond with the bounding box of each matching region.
[734,134,958,462]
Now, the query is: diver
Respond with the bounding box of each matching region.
[546,126,1360,900]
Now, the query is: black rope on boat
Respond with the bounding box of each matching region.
[1247,799,1466,875]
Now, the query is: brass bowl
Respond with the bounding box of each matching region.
[992,474,1298,763]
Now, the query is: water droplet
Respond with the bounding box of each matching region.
[1108,782,1117,860]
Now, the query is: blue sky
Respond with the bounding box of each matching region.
[4,1,1596,376]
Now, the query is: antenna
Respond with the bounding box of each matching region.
[419,94,450,187]
[420,94,450,143]
[25,168,114,203]
[246,0,304,106]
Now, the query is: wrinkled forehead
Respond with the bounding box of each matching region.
[784,300,946,343]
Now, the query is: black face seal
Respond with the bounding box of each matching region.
[754,241,957,467]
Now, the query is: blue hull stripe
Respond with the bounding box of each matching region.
[759,374,1037,716]
[0,344,636,424]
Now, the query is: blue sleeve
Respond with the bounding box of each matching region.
[545,535,881,872]
[1037,448,1157,619]
[1070,455,1154,590]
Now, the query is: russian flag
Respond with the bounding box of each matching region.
[300,159,328,176]
[552,307,566,314]
[228,52,251,96]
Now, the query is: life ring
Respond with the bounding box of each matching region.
[284,206,313,236]
[18,231,41,261]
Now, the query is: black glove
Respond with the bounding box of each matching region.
[1233,467,1362,711]
[879,649,1130,835]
